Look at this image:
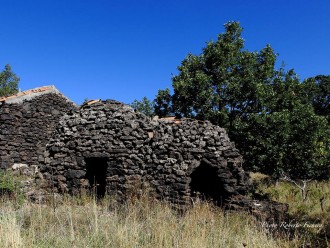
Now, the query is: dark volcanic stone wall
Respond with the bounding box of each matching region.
[0,93,77,169]
[44,100,250,205]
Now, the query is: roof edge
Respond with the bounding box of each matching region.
[0,85,77,106]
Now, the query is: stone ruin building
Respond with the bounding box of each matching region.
[44,99,250,205]
[0,86,77,170]
[0,86,288,218]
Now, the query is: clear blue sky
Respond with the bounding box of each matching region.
[0,0,329,104]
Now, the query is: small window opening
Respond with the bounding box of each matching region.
[85,157,108,198]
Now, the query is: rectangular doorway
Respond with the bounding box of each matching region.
[85,157,108,198]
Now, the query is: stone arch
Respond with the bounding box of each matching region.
[188,159,229,206]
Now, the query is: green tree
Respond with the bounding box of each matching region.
[235,104,330,179]
[171,22,277,129]
[155,21,330,179]
[0,64,20,97]
[154,88,173,117]
[130,97,154,117]
[302,75,330,121]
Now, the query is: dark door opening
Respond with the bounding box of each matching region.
[189,162,227,206]
[85,157,108,198]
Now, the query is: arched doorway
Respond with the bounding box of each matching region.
[189,161,227,206]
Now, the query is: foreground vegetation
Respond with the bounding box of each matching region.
[0,170,329,247]
[252,173,330,247]
[0,194,293,248]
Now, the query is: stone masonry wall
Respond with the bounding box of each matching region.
[43,100,250,205]
[0,93,77,169]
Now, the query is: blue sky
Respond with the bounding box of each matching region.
[0,0,329,104]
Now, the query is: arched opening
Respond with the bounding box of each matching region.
[189,162,227,206]
[85,157,108,198]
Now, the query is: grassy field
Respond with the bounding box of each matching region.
[0,194,294,248]
[1,171,329,247]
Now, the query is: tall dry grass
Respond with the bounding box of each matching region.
[0,194,292,248]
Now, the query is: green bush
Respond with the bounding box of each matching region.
[0,171,17,196]
[0,170,25,207]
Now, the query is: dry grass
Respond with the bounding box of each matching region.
[251,172,330,217]
[0,194,293,248]
[251,172,330,247]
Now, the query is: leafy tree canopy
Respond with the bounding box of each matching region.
[301,75,330,121]
[152,21,330,179]
[0,64,20,97]
[154,88,173,117]
[130,96,154,117]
